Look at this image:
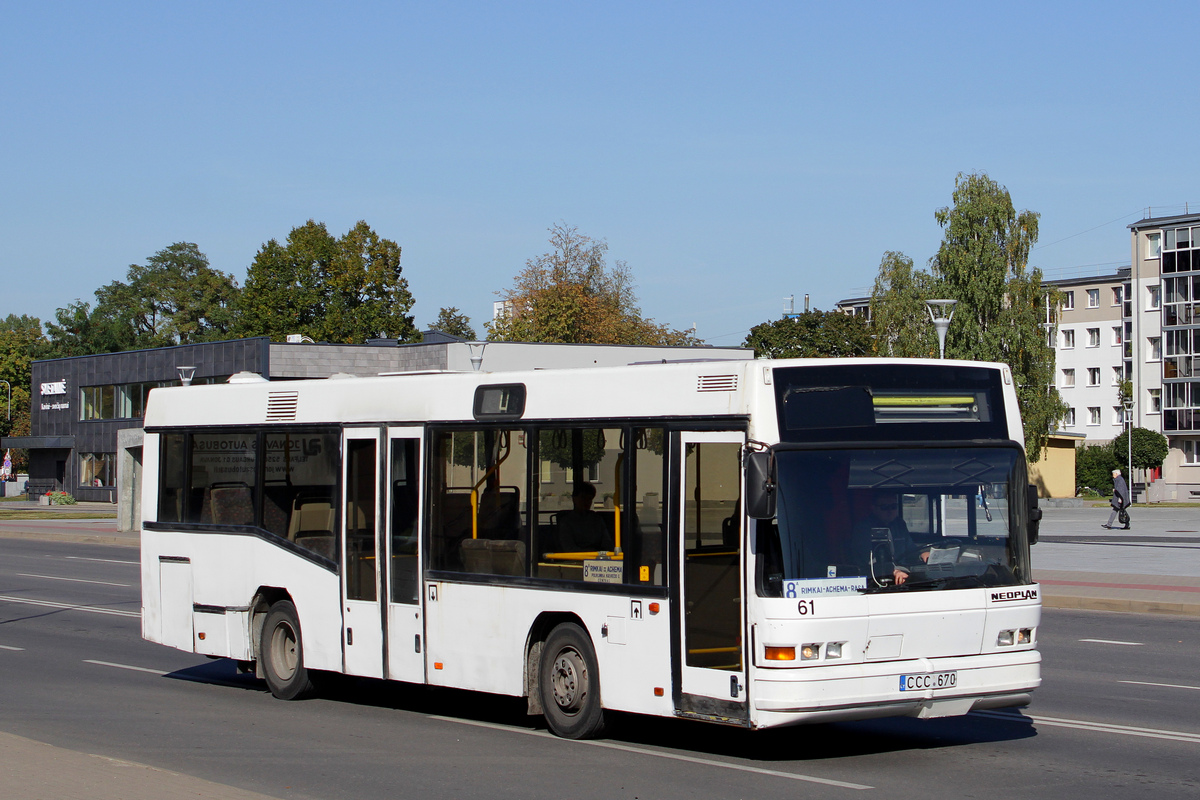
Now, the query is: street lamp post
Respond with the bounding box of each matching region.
[925,299,958,359]
[1123,397,1134,501]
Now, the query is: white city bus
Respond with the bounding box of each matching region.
[140,357,1042,738]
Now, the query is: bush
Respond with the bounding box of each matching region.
[45,491,77,505]
[1076,444,1119,496]
[1111,427,1169,471]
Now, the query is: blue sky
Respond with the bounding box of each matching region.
[3,2,1197,346]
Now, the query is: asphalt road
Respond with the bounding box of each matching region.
[1,537,1198,799]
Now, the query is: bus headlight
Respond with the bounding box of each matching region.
[824,642,844,659]
[1017,628,1033,645]
[800,644,820,661]
[997,629,1015,646]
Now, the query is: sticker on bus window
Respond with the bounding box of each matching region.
[783,578,866,598]
[583,561,623,584]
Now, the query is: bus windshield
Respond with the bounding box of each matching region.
[758,446,1031,596]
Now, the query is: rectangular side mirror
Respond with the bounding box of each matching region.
[1027,484,1042,546]
[745,450,776,519]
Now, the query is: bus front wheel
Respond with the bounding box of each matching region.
[540,623,605,739]
[261,600,314,700]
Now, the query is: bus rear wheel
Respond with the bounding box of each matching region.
[261,600,314,700]
[540,623,605,739]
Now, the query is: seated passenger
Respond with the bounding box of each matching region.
[557,482,610,552]
[853,491,929,585]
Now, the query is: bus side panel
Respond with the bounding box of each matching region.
[425,582,674,717]
[142,530,343,672]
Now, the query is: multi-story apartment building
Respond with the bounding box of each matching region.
[1129,212,1198,499]
[1046,272,1129,445]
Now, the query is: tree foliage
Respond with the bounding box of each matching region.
[869,172,1066,461]
[0,314,48,470]
[1075,443,1120,496]
[429,307,476,340]
[869,251,937,358]
[1111,427,1170,472]
[743,310,872,359]
[45,243,238,355]
[237,220,418,344]
[486,224,700,346]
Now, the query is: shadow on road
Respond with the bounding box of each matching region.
[166,658,1038,762]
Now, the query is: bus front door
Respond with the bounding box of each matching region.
[677,432,748,722]
[342,428,384,678]
[384,427,425,684]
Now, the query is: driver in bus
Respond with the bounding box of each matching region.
[557,482,610,552]
[854,491,930,585]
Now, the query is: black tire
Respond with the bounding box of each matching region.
[539,623,605,739]
[261,600,315,700]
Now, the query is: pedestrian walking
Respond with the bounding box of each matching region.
[1103,468,1131,530]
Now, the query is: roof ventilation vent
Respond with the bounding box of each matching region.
[697,374,738,392]
[267,391,299,422]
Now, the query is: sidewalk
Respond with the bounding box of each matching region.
[0,730,283,800]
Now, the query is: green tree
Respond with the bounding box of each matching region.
[869,251,938,358]
[0,314,48,469]
[429,307,477,340]
[930,172,1065,460]
[487,224,700,346]
[1111,427,1169,472]
[1075,443,1120,496]
[237,220,417,344]
[868,172,1064,461]
[46,243,238,355]
[743,310,872,358]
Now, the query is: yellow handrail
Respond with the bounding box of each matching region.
[469,431,510,539]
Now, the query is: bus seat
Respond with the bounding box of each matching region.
[461,538,526,576]
[210,483,253,526]
[289,498,334,541]
[295,534,336,562]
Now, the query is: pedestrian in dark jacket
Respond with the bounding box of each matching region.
[1104,469,1130,530]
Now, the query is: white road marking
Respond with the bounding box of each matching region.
[63,556,138,565]
[0,644,25,651]
[1078,638,1144,646]
[975,710,1200,744]
[18,573,131,587]
[0,595,140,618]
[84,659,165,675]
[427,715,873,790]
[1120,680,1200,692]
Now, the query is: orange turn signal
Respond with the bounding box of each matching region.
[434,662,444,670]
[654,687,664,696]
[648,603,660,614]
[764,646,796,661]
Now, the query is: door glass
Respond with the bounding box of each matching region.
[390,439,420,604]
[683,441,742,670]
[346,439,377,601]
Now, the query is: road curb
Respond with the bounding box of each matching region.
[0,529,138,548]
[1042,595,1200,617]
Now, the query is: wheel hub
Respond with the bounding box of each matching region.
[550,648,587,713]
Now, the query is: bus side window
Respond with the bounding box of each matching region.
[431,429,529,577]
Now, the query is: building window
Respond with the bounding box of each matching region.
[1064,408,1076,427]
[1184,439,1198,464]
[1088,407,1101,425]
[1149,388,1161,414]
[1061,292,1075,311]
[1061,329,1075,349]
[1146,232,1161,259]
[80,386,116,420]
[80,453,116,487]
[1087,289,1100,308]
[1149,337,1162,362]
[1113,407,1126,426]
[1061,368,1075,387]
[1112,286,1123,306]
[1112,366,1123,386]
[1087,368,1101,386]
[1087,328,1100,347]
[1112,326,1123,346]
[1148,285,1161,310]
